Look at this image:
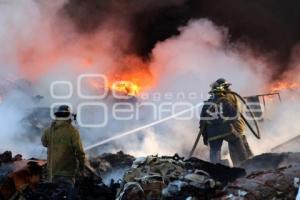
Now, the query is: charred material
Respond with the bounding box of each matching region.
[0,160,44,200]
[1,152,300,199]
[20,177,117,200]
[186,157,246,185]
[89,151,135,175]
[117,154,245,199]
[223,165,300,199]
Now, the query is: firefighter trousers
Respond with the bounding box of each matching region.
[53,176,75,200]
[209,134,248,166]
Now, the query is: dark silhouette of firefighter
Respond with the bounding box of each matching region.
[214,78,253,157]
[200,79,252,165]
[42,105,85,200]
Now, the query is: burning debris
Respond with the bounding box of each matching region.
[1,151,300,199]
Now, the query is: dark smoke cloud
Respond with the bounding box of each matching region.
[61,0,185,33]
[61,0,300,78]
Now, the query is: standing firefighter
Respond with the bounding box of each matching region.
[213,78,253,157]
[200,79,251,166]
[42,105,85,200]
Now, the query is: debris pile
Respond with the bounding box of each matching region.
[0,151,117,200]
[224,165,300,199]
[0,151,300,199]
[0,152,44,200]
[220,153,300,199]
[89,151,135,174]
[117,154,245,200]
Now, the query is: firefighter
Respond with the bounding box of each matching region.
[200,83,248,166]
[41,105,85,200]
[212,78,253,157]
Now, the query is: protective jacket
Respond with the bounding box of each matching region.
[200,93,243,142]
[224,90,245,134]
[41,120,85,180]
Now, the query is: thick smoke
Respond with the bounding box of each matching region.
[121,20,269,157]
[62,0,300,79]
[0,0,299,161]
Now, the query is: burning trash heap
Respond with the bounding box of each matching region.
[1,151,300,200]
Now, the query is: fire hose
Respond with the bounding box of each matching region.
[188,91,261,158]
[229,91,261,139]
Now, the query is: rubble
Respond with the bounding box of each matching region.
[89,151,135,184]
[0,160,45,200]
[0,151,300,200]
[223,165,300,199]
[117,154,245,199]
[89,151,135,173]
[0,152,117,200]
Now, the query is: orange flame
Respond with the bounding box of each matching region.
[111,81,140,96]
[270,81,300,93]
[107,56,155,96]
[86,56,155,97]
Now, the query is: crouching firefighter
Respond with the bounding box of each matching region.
[42,105,85,200]
[201,83,249,166]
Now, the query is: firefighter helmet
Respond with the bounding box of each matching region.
[54,105,71,118]
[210,78,231,89]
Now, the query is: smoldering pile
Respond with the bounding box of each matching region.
[1,151,300,200]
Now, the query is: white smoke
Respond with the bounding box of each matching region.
[111,20,300,159]
[0,1,299,161]
[249,91,300,154]
[127,20,268,158]
[0,0,123,156]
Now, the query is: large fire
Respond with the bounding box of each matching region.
[108,71,154,97]
[88,75,147,97]
[270,81,300,93]
[111,81,140,96]
[107,56,155,97]
[80,55,155,97]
